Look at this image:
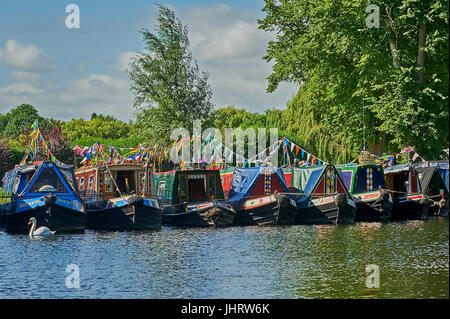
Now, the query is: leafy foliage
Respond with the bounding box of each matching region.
[0,104,51,139]
[129,4,213,145]
[258,0,449,158]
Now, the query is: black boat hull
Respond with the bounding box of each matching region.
[391,196,430,220]
[233,195,296,226]
[86,198,162,231]
[295,195,356,225]
[3,202,86,234]
[162,202,236,228]
[354,200,392,223]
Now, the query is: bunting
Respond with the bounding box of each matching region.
[20,120,64,166]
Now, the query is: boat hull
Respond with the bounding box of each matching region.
[391,195,430,220]
[354,192,393,223]
[295,194,356,225]
[162,202,236,228]
[86,197,162,231]
[3,201,86,234]
[233,194,296,226]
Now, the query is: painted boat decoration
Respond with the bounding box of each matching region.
[155,169,236,227]
[285,165,356,225]
[227,165,297,226]
[75,163,162,230]
[1,161,86,233]
[384,164,431,220]
[337,164,393,222]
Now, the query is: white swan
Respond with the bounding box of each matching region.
[28,217,56,239]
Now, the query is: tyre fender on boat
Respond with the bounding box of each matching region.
[373,190,393,222]
[418,196,431,220]
[335,194,356,225]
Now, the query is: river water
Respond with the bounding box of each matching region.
[0,217,448,299]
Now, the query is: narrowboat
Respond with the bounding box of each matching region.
[1,161,86,233]
[227,165,297,226]
[384,164,430,220]
[154,169,236,227]
[284,165,356,225]
[75,163,162,230]
[415,166,448,217]
[337,164,393,222]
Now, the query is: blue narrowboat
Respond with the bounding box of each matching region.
[1,161,86,233]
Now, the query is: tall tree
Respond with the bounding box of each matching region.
[259,0,448,158]
[0,104,50,139]
[129,4,213,145]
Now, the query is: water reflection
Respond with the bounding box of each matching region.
[0,218,448,298]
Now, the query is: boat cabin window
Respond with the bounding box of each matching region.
[79,177,85,189]
[115,170,136,195]
[340,171,353,190]
[157,181,167,198]
[28,168,68,193]
[88,175,94,190]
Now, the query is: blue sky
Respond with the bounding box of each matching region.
[0,1,298,121]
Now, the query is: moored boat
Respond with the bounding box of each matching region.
[384,164,430,220]
[75,163,162,231]
[227,165,297,226]
[415,165,448,217]
[285,165,356,225]
[337,164,393,222]
[155,168,236,227]
[1,161,86,233]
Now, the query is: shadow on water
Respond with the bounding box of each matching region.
[0,217,448,298]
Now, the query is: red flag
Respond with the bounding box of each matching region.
[295,146,299,155]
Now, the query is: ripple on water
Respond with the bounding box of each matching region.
[0,217,448,298]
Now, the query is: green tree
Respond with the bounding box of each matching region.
[0,104,50,139]
[62,117,131,141]
[259,0,448,158]
[129,4,213,145]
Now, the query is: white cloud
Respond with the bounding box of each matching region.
[111,51,139,74]
[173,4,298,113]
[0,39,56,72]
[10,70,42,83]
[184,4,271,62]
[0,83,43,94]
[0,72,133,121]
[1,4,298,121]
[55,73,132,119]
